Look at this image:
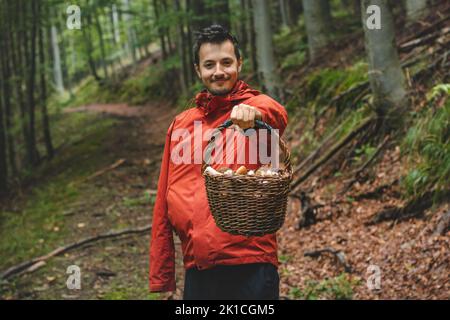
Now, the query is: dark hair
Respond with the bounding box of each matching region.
[193,24,241,65]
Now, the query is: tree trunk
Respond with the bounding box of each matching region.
[82,13,102,82]
[352,0,361,16]
[247,0,258,78]
[211,0,231,30]
[112,4,121,44]
[122,0,138,65]
[252,0,281,100]
[38,2,54,160]
[279,0,291,28]
[302,0,331,61]
[160,0,173,55]
[361,0,407,131]
[51,24,65,93]
[405,0,427,20]
[0,16,8,193]
[185,0,195,85]
[153,0,168,60]
[288,0,303,26]
[239,0,249,58]
[26,0,40,166]
[94,12,109,79]
[15,0,31,164]
[174,0,188,94]
[191,0,209,31]
[2,2,18,176]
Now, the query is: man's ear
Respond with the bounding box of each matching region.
[194,64,201,79]
[237,58,243,73]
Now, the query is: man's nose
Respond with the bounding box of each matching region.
[213,63,225,77]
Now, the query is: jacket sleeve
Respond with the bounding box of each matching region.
[251,95,288,136]
[149,120,176,292]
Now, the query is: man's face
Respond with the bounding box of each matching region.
[195,40,242,96]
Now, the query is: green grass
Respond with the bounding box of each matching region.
[101,283,160,300]
[402,84,450,199]
[289,273,361,300]
[122,191,155,208]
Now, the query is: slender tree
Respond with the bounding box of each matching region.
[174,0,189,94]
[153,0,168,59]
[0,10,8,193]
[405,0,428,20]
[247,0,258,78]
[252,0,281,100]
[25,0,40,165]
[361,0,407,130]
[38,1,54,159]
[302,0,332,61]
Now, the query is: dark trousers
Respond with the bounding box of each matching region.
[183,263,279,300]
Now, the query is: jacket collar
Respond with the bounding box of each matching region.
[195,80,260,116]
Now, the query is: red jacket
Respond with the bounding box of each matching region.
[149,80,288,292]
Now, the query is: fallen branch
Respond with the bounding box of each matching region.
[84,158,126,181]
[291,192,324,229]
[304,248,352,273]
[366,193,437,225]
[0,224,152,280]
[410,50,450,83]
[399,27,450,52]
[399,13,450,46]
[291,117,374,192]
[70,159,127,187]
[353,179,399,201]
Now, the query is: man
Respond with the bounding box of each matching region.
[149,24,288,300]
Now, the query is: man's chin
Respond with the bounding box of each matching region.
[206,87,232,96]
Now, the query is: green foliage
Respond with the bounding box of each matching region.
[101,285,160,300]
[303,62,368,108]
[402,85,450,198]
[122,191,155,208]
[426,83,450,101]
[278,254,292,264]
[281,51,307,71]
[273,26,307,62]
[353,143,377,165]
[289,274,360,300]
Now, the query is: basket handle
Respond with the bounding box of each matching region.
[201,119,292,175]
[218,119,274,133]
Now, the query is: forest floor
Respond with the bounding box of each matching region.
[0,97,448,300]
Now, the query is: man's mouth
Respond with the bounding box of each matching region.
[213,79,228,84]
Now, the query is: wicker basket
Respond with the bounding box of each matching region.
[201,119,293,237]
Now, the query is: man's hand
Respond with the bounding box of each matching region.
[230,103,263,130]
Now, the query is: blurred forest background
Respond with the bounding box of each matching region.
[0,0,448,299]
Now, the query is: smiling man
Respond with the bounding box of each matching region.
[149,24,288,300]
